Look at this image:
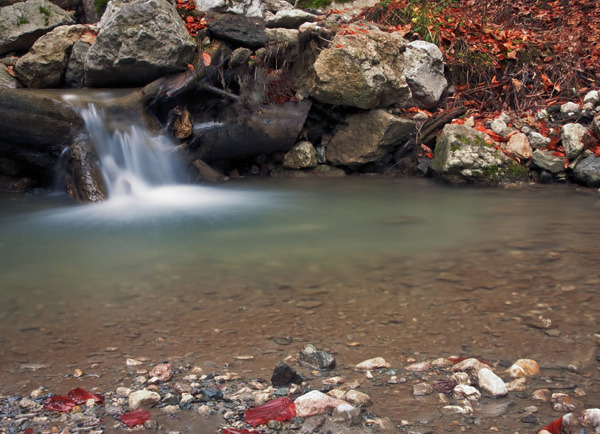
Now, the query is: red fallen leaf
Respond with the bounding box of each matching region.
[243,397,296,427]
[67,387,104,404]
[538,416,563,434]
[202,52,211,67]
[23,429,33,434]
[121,408,151,427]
[335,43,344,48]
[43,395,77,412]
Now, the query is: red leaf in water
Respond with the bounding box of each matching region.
[67,387,104,404]
[43,395,77,412]
[243,397,296,427]
[121,408,151,427]
[538,416,563,434]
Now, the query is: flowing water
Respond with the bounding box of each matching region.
[1,103,600,431]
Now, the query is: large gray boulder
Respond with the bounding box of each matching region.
[85,0,196,87]
[326,109,415,168]
[433,124,528,184]
[531,149,565,173]
[573,155,600,187]
[309,26,411,110]
[0,0,74,55]
[14,24,84,88]
[403,40,447,109]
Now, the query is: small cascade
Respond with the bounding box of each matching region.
[79,104,187,198]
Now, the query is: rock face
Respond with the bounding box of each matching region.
[403,40,447,108]
[327,109,415,168]
[309,26,411,110]
[532,149,565,173]
[0,0,74,55]
[14,24,84,88]
[0,64,21,88]
[85,0,196,87]
[433,124,527,184]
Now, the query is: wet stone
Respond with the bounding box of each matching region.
[299,344,336,370]
[271,362,304,387]
[413,382,434,396]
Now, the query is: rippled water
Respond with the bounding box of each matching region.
[1,178,599,430]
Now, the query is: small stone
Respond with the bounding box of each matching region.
[200,388,224,401]
[160,404,179,413]
[355,357,390,371]
[327,389,347,400]
[527,315,554,329]
[508,359,540,378]
[528,131,551,149]
[271,362,303,387]
[344,390,372,407]
[561,123,589,159]
[128,390,161,409]
[116,387,132,396]
[30,388,44,399]
[506,377,527,392]
[148,362,172,382]
[451,358,489,374]
[331,403,361,425]
[299,344,336,370]
[532,389,551,402]
[73,368,84,377]
[490,119,508,136]
[574,388,586,397]
[413,382,433,396]
[19,398,39,409]
[560,101,580,114]
[451,372,470,385]
[521,412,537,424]
[322,376,344,386]
[478,368,507,397]
[431,358,453,368]
[551,393,578,412]
[453,384,481,401]
[405,361,432,372]
[504,132,532,159]
[582,408,600,429]
[294,390,346,418]
[126,358,144,366]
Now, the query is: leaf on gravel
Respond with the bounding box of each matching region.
[43,395,77,412]
[67,387,104,404]
[121,408,151,427]
[243,397,296,427]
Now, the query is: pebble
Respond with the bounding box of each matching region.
[355,357,390,371]
[294,390,346,418]
[413,382,433,396]
[148,362,172,382]
[116,386,132,396]
[453,384,481,401]
[405,361,432,372]
[126,358,143,366]
[451,358,489,373]
[128,390,161,409]
[508,359,540,378]
[506,377,527,392]
[478,368,508,397]
[532,389,551,402]
[322,376,344,386]
[344,390,372,407]
[73,368,84,377]
[299,344,336,370]
[331,402,361,425]
[271,361,304,387]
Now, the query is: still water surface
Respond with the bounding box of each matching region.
[1,178,599,429]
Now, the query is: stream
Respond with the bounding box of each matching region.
[1,176,600,431]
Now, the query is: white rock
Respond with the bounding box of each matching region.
[451,372,471,385]
[453,384,481,401]
[331,402,361,425]
[294,390,346,418]
[413,382,433,396]
[355,357,390,371]
[561,123,588,159]
[491,119,508,136]
[527,131,551,149]
[560,101,580,114]
[504,132,532,159]
[582,408,600,429]
[506,377,527,392]
[477,368,507,397]
[322,376,344,385]
[405,361,431,372]
[584,90,599,105]
[345,390,372,407]
[128,390,161,409]
[327,389,347,400]
[451,358,489,374]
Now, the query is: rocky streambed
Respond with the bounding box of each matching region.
[1,182,600,433]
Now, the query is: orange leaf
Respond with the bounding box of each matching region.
[506,50,518,59]
[80,30,97,44]
[202,52,211,67]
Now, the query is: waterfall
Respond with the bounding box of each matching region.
[79,104,187,198]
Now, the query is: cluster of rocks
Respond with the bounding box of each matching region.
[0,0,599,199]
[2,344,600,433]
